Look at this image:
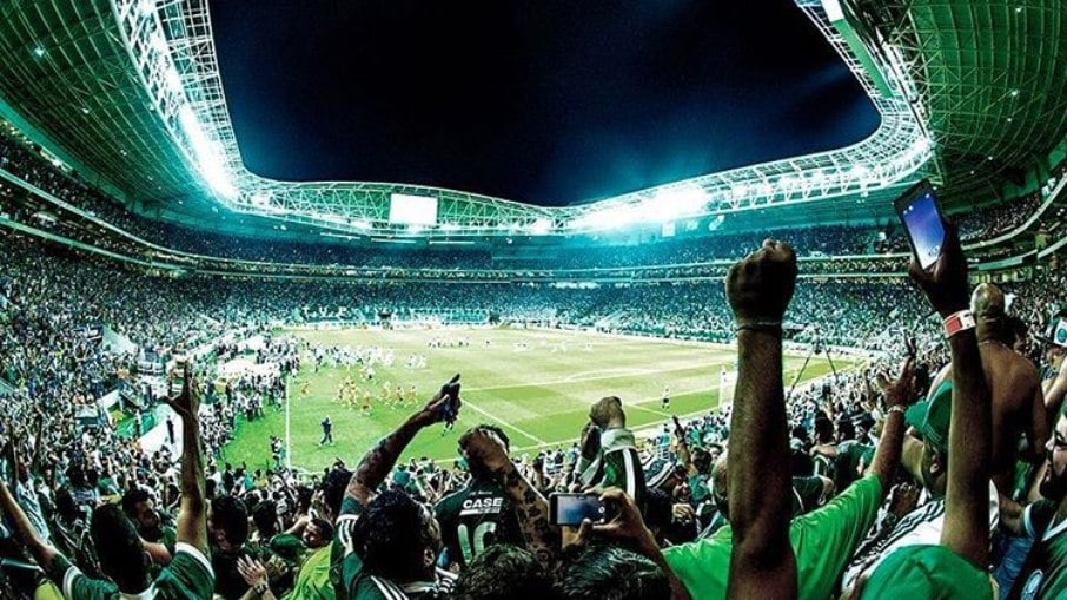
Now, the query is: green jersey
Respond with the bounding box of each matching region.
[283,546,334,600]
[46,543,214,600]
[663,474,882,600]
[1008,499,1067,600]
[434,478,524,568]
[331,496,456,600]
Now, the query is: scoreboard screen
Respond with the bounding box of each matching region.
[389,193,439,226]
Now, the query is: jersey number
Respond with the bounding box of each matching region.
[457,521,498,564]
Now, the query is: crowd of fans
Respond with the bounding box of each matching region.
[6,108,1067,599]
[0,208,1067,599]
[2,120,1061,277]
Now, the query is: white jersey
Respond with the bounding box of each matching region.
[840,481,1000,593]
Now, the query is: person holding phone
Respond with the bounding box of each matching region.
[847,212,997,599]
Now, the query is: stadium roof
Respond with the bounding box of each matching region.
[0,0,1062,238]
[208,0,881,206]
[0,0,201,203]
[849,0,1067,198]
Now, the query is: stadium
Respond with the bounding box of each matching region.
[0,0,1065,599]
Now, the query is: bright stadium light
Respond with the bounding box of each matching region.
[655,187,707,221]
[528,218,553,234]
[250,191,271,207]
[165,70,182,94]
[152,33,168,57]
[178,104,237,199]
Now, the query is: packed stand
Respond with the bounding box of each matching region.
[1,121,1054,276]
[0,210,1067,600]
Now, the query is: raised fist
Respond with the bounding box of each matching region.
[459,428,511,474]
[726,239,797,326]
[165,361,199,421]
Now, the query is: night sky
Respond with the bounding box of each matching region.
[209,0,880,206]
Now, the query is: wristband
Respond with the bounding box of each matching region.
[943,310,976,338]
[735,321,783,334]
[886,405,905,416]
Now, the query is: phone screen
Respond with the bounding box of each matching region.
[896,183,946,269]
[550,493,605,526]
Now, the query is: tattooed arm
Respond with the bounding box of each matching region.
[502,461,561,569]
[345,393,453,505]
[461,429,562,570]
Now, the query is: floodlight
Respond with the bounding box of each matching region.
[152,34,168,57]
[529,218,553,234]
[654,187,707,221]
[165,70,182,94]
[250,191,271,207]
[178,104,237,199]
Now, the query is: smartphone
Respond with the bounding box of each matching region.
[894,180,947,270]
[440,374,461,397]
[549,493,605,526]
[438,374,461,419]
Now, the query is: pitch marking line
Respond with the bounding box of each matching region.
[562,368,657,382]
[461,399,549,446]
[463,363,720,393]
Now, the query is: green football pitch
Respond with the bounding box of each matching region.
[221,329,858,473]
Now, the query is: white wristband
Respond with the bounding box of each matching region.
[943,310,976,338]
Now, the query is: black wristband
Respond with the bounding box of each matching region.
[735,321,783,334]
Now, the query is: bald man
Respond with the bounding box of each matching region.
[925,283,1047,493]
[922,284,1047,592]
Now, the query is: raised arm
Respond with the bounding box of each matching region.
[460,429,561,570]
[724,239,798,600]
[345,390,453,506]
[865,343,917,496]
[910,222,992,569]
[165,362,207,553]
[673,417,696,477]
[28,414,43,475]
[0,479,59,570]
